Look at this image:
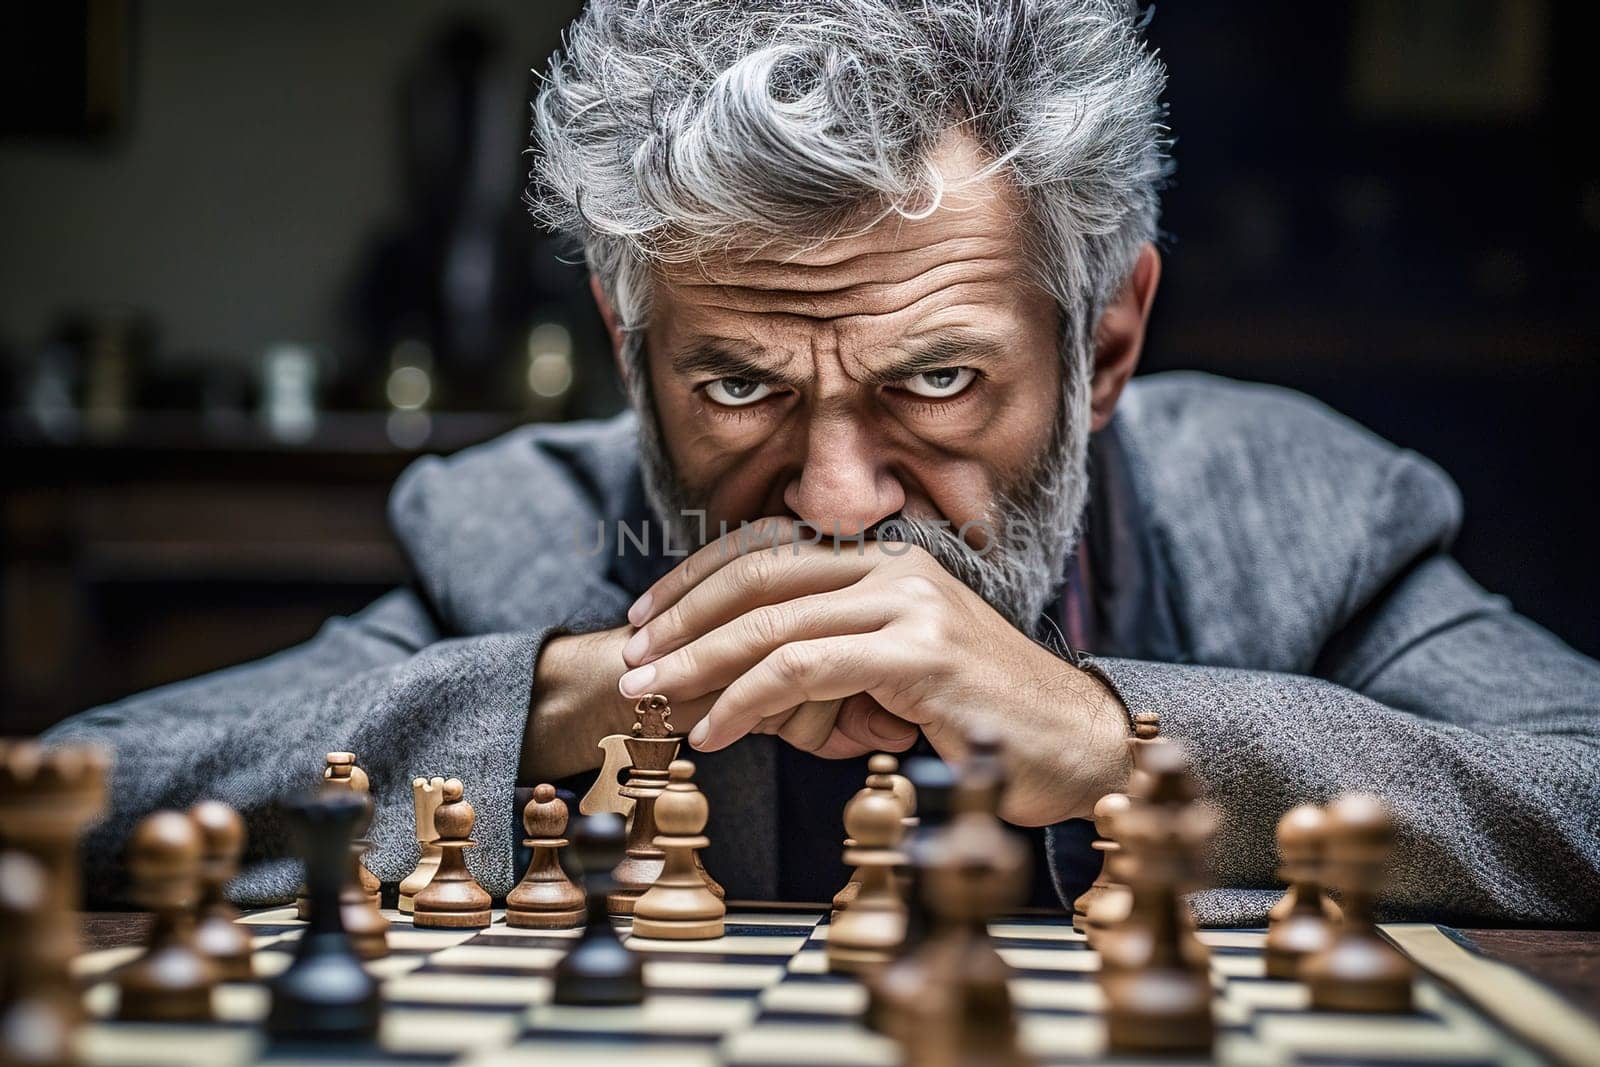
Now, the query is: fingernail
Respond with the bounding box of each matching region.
[618,664,655,698]
[689,721,709,748]
[627,592,653,627]
[622,629,649,664]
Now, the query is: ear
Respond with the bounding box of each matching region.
[590,274,629,385]
[1088,242,1160,432]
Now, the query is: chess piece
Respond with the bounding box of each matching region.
[412,779,492,928]
[832,754,905,920]
[507,784,585,928]
[960,726,1008,811]
[1303,794,1415,1012]
[831,874,860,918]
[580,734,635,816]
[1077,792,1132,944]
[0,740,108,1025]
[1268,805,1343,925]
[324,773,388,958]
[889,741,1031,1067]
[1089,736,1206,1002]
[553,813,645,1005]
[882,755,956,970]
[633,760,725,939]
[831,837,861,918]
[189,800,253,981]
[297,751,380,918]
[607,695,684,915]
[923,745,1033,1067]
[1099,742,1215,1055]
[864,755,953,1041]
[268,790,380,1044]
[116,811,218,1021]
[326,752,381,906]
[581,704,724,904]
[888,765,918,832]
[1265,804,1341,979]
[0,850,76,1067]
[827,755,908,974]
[695,849,725,900]
[398,776,447,914]
[1122,736,1207,969]
[887,764,918,903]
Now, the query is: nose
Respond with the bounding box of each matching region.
[782,414,906,537]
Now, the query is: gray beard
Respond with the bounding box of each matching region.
[628,332,1094,638]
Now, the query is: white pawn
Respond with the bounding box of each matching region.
[827,756,907,974]
[832,754,907,919]
[1079,792,1133,946]
[633,760,724,940]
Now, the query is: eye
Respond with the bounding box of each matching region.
[898,367,977,399]
[704,377,774,407]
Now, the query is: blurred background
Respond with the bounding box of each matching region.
[1,1,1594,735]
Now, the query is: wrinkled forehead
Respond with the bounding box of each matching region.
[650,137,1040,350]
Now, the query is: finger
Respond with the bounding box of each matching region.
[627,516,814,628]
[776,699,843,753]
[751,707,795,735]
[688,634,906,752]
[619,589,895,702]
[810,729,877,759]
[653,690,719,736]
[624,546,876,668]
[833,695,919,753]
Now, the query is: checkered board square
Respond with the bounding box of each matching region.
[67,908,1569,1067]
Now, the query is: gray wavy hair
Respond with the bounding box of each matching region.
[530,0,1169,343]
[529,0,1169,630]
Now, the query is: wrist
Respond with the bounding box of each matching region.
[521,625,633,783]
[1052,660,1135,822]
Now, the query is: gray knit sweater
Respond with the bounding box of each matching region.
[46,373,1600,926]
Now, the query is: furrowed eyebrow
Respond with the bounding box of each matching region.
[669,342,802,388]
[860,334,1008,386]
[668,333,1006,388]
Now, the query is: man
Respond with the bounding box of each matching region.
[48,0,1600,925]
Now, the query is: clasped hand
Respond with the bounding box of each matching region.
[616,518,1129,826]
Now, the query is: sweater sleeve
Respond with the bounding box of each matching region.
[42,588,557,907]
[1068,555,1600,927]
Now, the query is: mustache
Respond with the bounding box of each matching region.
[757,514,997,565]
[872,512,1018,602]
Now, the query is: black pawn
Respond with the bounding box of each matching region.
[553,813,645,1006]
[268,791,381,1044]
[866,755,958,1033]
[896,757,958,955]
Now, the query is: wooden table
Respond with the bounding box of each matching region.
[1455,929,1600,1017]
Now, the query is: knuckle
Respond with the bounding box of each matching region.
[739,546,783,592]
[667,643,698,682]
[770,642,812,685]
[893,572,942,603]
[659,600,689,640]
[745,603,789,649]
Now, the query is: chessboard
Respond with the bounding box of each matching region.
[69,905,1578,1067]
